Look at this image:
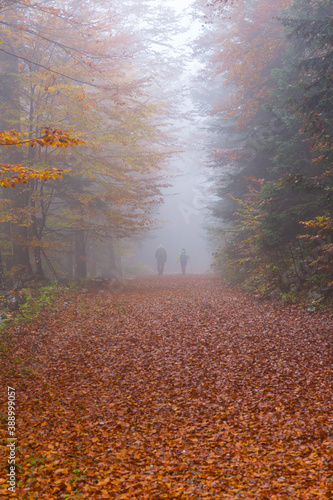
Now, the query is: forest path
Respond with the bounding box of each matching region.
[1,275,332,499]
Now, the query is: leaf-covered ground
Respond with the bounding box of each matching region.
[1,275,332,499]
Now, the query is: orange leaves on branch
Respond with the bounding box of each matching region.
[0,163,70,187]
[0,127,82,186]
[0,127,83,148]
[300,215,333,232]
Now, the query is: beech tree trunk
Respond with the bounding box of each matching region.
[10,185,33,279]
[0,46,33,281]
[0,251,5,290]
[34,246,44,278]
[74,230,87,280]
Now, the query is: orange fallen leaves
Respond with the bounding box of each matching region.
[0,276,332,498]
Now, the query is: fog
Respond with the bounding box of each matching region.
[125,0,213,275]
[0,0,214,282]
[132,153,213,275]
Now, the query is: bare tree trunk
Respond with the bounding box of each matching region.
[68,246,74,279]
[74,230,86,279]
[0,43,33,280]
[10,185,33,278]
[109,238,116,277]
[0,251,5,290]
[89,243,97,277]
[34,246,44,277]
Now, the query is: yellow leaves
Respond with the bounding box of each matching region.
[300,214,332,230]
[29,127,83,148]
[0,163,71,188]
[0,128,82,148]
[0,129,28,146]
[0,127,81,186]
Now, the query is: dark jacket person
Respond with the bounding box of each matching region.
[155,245,167,275]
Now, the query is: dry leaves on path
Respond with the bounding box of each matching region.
[0,275,332,499]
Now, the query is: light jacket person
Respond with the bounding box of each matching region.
[177,248,189,275]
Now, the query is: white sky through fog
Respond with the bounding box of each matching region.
[129,0,213,274]
[165,0,193,13]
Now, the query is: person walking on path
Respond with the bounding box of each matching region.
[177,248,189,275]
[155,244,167,276]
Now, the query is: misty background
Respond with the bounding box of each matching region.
[0,0,331,300]
[126,0,214,275]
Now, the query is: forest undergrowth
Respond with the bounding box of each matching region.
[0,275,332,499]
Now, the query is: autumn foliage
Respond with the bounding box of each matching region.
[0,0,170,281]
[0,276,332,498]
[196,0,292,128]
[0,128,81,187]
[196,0,333,299]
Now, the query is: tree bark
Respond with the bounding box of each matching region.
[0,43,33,280]
[74,230,86,279]
[34,246,44,278]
